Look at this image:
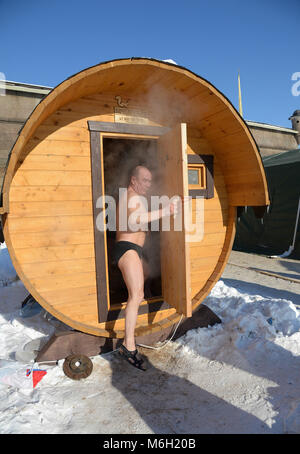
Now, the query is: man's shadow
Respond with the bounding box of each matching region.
[104,344,273,434]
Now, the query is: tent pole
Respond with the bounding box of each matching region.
[269,195,300,258]
[291,195,300,249]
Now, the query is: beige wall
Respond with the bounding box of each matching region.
[0,84,50,188]
[248,124,299,157]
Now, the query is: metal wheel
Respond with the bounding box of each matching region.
[63,354,93,380]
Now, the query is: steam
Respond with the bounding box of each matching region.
[103,138,162,280]
[103,80,193,290]
[102,79,193,292]
[103,138,161,203]
[142,82,191,127]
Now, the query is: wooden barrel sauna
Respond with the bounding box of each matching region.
[0,58,270,338]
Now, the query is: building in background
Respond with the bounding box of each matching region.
[0,81,51,187]
[0,80,299,253]
[0,80,299,189]
[247,119,299,157]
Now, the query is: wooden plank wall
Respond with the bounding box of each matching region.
[2,60,269,216]
[6,92,230,337]
[186,128,228,302]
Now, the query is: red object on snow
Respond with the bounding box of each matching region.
[26,369,47,388]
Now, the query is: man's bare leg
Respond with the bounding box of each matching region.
[118,250,145,351]
[142,258,153,298]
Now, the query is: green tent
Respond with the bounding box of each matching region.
[233,148,300,259]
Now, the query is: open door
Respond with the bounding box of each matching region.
[157,123,192,317]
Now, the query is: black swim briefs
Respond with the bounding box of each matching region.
[112,240,144,265]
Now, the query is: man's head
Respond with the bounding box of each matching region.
[129,165,152,195]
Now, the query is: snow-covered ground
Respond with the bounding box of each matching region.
[0,243,299,434]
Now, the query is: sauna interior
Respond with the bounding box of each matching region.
[102,136,163,305]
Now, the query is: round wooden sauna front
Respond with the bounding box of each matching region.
[1,58,269,338]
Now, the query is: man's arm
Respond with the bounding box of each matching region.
[128,200,180,231]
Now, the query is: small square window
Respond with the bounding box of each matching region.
[188,169,199,185]
[188,164,206,189]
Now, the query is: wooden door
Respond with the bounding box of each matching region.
[157,123,192,317]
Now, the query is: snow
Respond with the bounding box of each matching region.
[162,59,178,65]
[0,243,299,434]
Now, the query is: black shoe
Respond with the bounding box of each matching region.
[119,344,146,371]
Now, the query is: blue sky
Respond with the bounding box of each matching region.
[0,0,299,128]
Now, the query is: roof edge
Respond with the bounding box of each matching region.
[246,120,298,134]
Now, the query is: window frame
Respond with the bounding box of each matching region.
[188,164,206,189]
[187,154,214,199]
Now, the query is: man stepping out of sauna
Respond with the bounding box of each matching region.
[113,165,179,371]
